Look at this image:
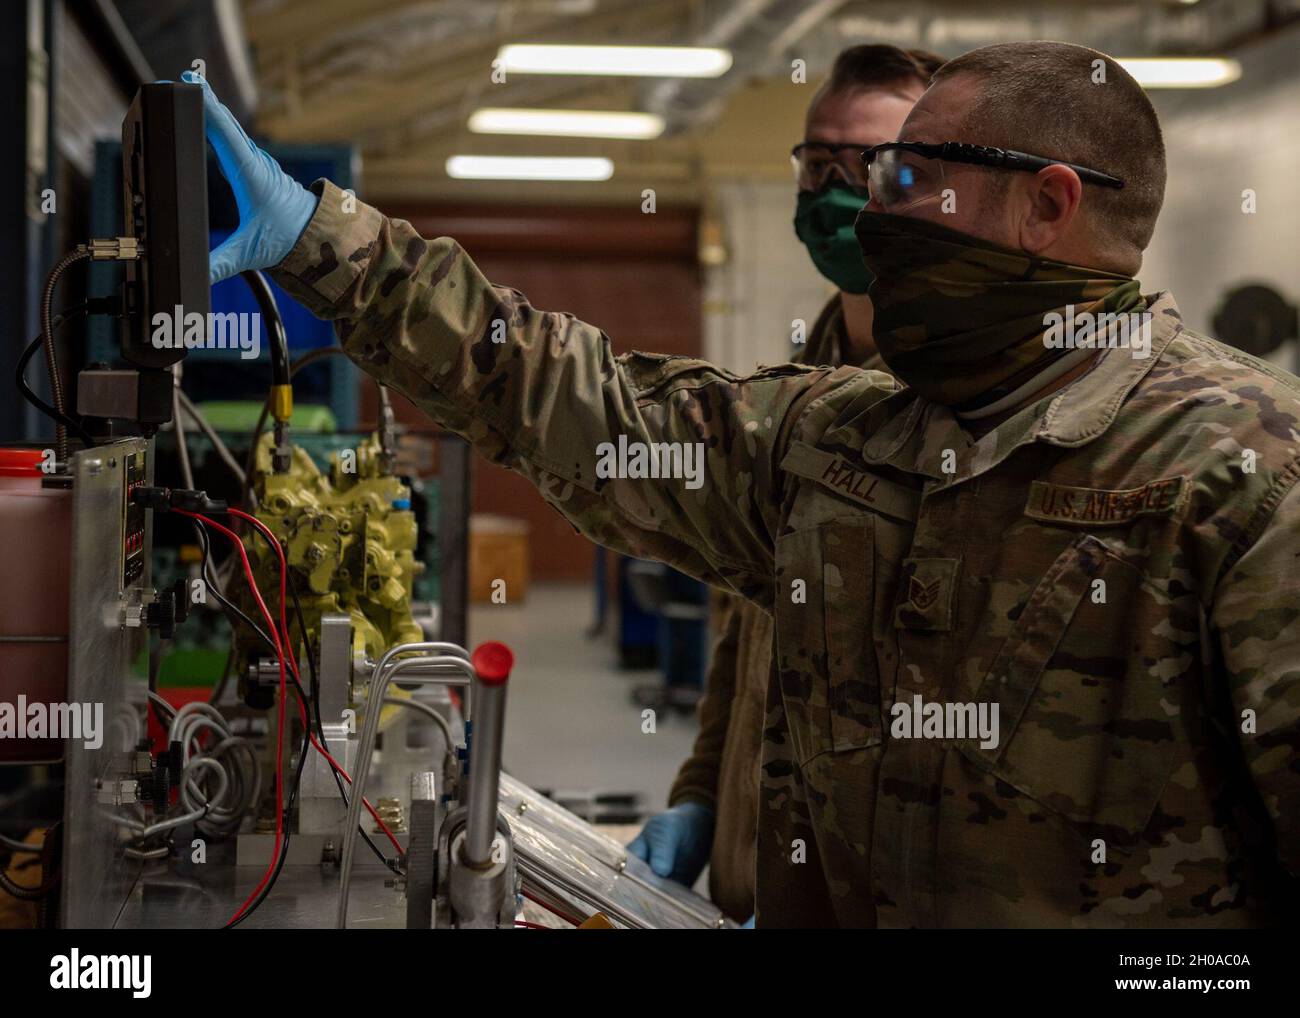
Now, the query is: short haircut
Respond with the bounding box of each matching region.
[809,44,945,112]
[932,41,1166,256]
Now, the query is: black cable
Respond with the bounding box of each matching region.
[241,345,349,508]
[208,645,235,707]
[193,521,275,651]
[0,827,57,901]
[287,548,397,873]
[239,270,292,511]
[192,508,398,867]
[216,517,398,926]
[240,270,290,388]
[40,248,92,461]
[0,865,60,901]
[15,306,96,448]
[178,514,299,927]
[226,692,309,929]
[238,520,399,874]
[17,334,95,448]
[0,832,41,854]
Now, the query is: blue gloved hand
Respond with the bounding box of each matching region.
[180,70,318,284]
[740,915,755,928]
[627,802,715,887]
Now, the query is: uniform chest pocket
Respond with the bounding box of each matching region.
[958,533,1179,846]
[774,516,882,765]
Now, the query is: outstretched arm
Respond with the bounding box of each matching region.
[192,72,851,606]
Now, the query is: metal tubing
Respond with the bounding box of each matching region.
[336,643,476,929]
[463,678,507,867]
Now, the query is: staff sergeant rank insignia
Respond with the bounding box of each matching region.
[1024,476,1187,526]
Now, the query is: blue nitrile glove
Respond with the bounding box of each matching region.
[627,802,715,886]
[740,915,755,928]
[179,70,319,284]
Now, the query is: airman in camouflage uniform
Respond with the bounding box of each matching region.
[182,31,1297,928]
[269,175,1300,926]
[666,292,889,922]
[651,43,936,922]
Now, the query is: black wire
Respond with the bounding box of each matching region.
[217,517,398,927]
[17,333,91,445]
[186,513,305,929]
[238,520,399,874]
[286,550,399,875]
[226,693,309,929]
[189,514,395,863]
[193,521,275,651]
[182,516,401,924]
[241,345,349,507]
[40,248,92,462]
[240,270,290,388]
[180,514,297,927]
[0,832,41,854]
[0,865,60,901]
[15,306,96,448]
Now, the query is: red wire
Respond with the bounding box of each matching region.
[179,507,407,924]
[306,728,405,856]
[520,888,582,927]
[227,509,405,857]
[279,682,405,857]
[177,510,286,926]
[514,921,553,930]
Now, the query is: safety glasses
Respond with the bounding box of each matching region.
[861,141,1125,213]
[790,141,874,192]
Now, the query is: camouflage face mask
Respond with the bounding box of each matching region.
[855,210,1143,411]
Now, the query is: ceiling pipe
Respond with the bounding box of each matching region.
[642,0,849,135]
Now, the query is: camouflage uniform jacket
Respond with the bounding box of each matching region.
[798,292,886,374]
[273,182,1300,928]
[668,292,887,923]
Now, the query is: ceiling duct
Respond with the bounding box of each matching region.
[642,0,848,135]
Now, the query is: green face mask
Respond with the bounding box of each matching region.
[794,185,874,294]
[855,210,1144,410]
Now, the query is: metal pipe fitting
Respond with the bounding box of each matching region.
[336,642,476,929]
[462,642,514,868]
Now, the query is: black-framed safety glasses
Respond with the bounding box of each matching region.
[861,141,1125,212]
[791,141,875,192]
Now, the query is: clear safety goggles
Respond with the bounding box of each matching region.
[790,141,873,192]
[861,141,1125,213]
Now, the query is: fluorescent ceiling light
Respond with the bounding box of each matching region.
[1117,57,1241,88]
[445,155,614,181]
[468,107,665,139]
[496,44,732,78]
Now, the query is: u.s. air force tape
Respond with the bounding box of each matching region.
[1023,476,1187,526]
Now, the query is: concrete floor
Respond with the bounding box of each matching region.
[468,582,699,817]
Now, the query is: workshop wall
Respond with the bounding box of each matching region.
[701,180,830,374]
[1141,22,1300,371]
[364,202,703,583]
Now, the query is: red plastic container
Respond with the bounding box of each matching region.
[0,448,72,762]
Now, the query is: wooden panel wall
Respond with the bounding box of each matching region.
[361,203,702,583]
